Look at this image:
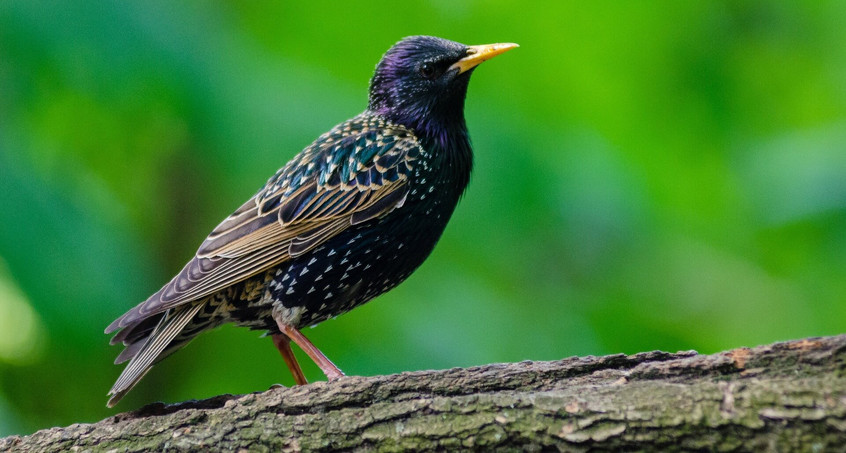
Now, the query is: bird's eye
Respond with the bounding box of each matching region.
[419,62,436,80]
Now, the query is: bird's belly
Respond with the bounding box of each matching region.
[264,203,452,329]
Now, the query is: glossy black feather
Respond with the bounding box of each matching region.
[105,35,509,406]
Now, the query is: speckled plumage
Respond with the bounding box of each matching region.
[105,36,516,407]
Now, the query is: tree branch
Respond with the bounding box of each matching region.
[3,335,846,451]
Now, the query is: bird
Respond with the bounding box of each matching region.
[105,35,517,407]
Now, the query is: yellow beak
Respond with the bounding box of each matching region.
[449,42,519,74]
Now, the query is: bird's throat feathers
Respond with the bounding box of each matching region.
[367,72,474,195]
[368,73,472,151]
[420,123,473,197]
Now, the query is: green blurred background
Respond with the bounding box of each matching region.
[1,0,845,436]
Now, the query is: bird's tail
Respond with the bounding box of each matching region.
[107,302,205,407]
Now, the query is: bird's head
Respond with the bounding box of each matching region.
[368,36,517,140]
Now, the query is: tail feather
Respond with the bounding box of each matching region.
[110,314,162,346]
[107,302,205,407]
[114,338,146,364]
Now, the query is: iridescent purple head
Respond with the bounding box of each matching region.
[368,36,471,138]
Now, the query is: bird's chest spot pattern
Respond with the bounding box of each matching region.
[261,184,457,331]
[268,228,413,325]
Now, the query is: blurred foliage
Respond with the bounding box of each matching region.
[1,0,845,436]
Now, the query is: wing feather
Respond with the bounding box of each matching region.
[106,115,419,334]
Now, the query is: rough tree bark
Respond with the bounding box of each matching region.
[2,335,845,452]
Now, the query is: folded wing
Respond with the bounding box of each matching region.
[106,117,421,337]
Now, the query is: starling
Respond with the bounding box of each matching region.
[105,35,517,407]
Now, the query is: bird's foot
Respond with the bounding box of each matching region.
[324,365,345,381]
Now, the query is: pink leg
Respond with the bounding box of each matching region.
[271,334,308,386]
[274,319,345,381]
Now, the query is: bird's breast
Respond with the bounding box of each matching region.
[255,163,465,330]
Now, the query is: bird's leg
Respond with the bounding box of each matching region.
[274,319,345,382]
[271,333,308,385]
